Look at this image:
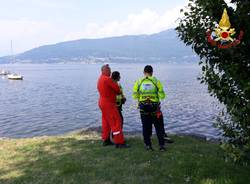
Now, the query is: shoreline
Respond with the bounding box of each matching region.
[77,127,221,143]
[0,126,221,143]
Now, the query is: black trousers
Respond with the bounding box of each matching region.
[118,108,123,129]
[140,112,165,146]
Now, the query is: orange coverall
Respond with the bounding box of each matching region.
[97,74,125,144]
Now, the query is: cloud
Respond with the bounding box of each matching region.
[0,5,185,56]
[64,7,183,41]
[15,0,74,9]
[0,19,65,56]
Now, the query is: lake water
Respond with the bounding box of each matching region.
[0,63,222,139]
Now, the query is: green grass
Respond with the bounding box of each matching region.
[0,132,249,184]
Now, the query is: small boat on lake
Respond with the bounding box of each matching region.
[6,41,23,80]
[0,70,10,75]
[7,74,23,80]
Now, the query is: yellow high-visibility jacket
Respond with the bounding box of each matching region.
[132,76,166,103]
[116,84,125,106]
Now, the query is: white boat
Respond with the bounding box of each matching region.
[0,70,10,75]
[7,74,23,80]
[6,41,24,80]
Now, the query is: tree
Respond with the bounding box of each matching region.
[176,0,250,162]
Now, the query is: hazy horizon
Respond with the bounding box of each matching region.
[0,0,235,57]
[0,0,189,57]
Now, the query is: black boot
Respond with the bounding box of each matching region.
[103,138,114,146]
[164,134,174,143]
[145,145,154,151]
[115,143,130,148]
[159,145,166,152]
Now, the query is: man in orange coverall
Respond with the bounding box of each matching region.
[97,64,129,148]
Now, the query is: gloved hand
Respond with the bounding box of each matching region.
[121,98,126,104]
[156,111,162,119]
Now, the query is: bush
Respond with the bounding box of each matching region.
[176,0,250,162]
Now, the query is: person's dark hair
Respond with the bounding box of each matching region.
[144,65,153,73]
[111,71,120,80]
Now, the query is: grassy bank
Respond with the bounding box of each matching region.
[0,132,249,184]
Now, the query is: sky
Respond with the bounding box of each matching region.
[0,0,190,56]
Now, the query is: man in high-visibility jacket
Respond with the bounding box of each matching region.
[97,64,129,148]
[133,65,167,151]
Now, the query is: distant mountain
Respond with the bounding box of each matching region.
[0,29,197,64]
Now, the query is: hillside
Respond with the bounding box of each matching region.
[0,29,197,64]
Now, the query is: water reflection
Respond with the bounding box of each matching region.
[0,63,222,139]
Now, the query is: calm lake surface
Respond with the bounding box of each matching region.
[0,63,222,139]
